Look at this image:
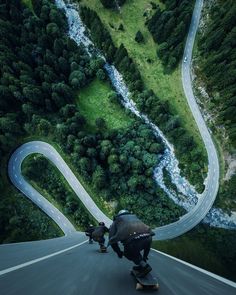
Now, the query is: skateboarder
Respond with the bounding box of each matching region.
[92,222,109,251]
[108,210,154,277]
[85,224,95,244]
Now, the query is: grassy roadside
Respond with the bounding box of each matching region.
[77,78,133,131]
[79,0,205,153]
[152,225,236,281]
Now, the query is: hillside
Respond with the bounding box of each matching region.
[0,0,235,282]
[193,0,236,212]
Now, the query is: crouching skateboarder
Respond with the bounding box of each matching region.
[109,210,154,278]
[92,222,109,252]
[85,224,95,244]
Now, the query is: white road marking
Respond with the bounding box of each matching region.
[152,249,236,288]
[0,240,88,276]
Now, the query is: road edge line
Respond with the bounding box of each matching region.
[151,248,236,288]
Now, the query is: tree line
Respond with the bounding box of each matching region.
[0,0,102,241]
[0,0,186,242]
[198,0,236,146]
[146,0,194,70]
[80,5,207,191]
[23,155,94,228]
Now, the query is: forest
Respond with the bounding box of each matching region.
[80,5,207,191]
[0,0,185,242]
[23,154,95,229]
[0,0,235,282]
[195,0,236,212]
[197,0,236,146]
[146,0,194,70]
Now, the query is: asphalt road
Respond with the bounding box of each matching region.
[8,141,112,234]
[1,235,235,295]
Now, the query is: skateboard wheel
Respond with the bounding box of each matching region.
[153,284,159,290]
[136,283,143,290]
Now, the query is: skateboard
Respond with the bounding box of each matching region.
[131,269,159,291]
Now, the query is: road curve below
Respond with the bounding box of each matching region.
[8,0,219,240]
[8,141,112,235]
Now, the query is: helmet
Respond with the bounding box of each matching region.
[99,221,105,226]
[89,224,93,227]
[117,209,129,216]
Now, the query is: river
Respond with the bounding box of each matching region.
[54,0,236,229]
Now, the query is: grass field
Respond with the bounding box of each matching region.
[79,0,204,151]
[77,78,132,131]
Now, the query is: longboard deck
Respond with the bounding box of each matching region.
[131,269,159,291]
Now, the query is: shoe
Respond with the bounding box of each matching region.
[136,264,152,278]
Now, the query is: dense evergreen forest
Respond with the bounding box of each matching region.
[146,0,194,70]
[195,0,236,211]
[0,0,186,242]
[23,155,94,228]
[197,0,236,146]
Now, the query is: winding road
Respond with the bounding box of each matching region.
[7,0,218,240]
[2,0,234,294]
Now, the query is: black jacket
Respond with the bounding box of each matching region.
[109,213,154,245]
[92,225,109,241]
[85,225,95,236]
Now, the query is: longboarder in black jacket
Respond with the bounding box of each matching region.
[92,222,109,251]
[85,224,95,244]
[109,210,154,277]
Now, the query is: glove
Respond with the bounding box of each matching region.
[117,250,123,259]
